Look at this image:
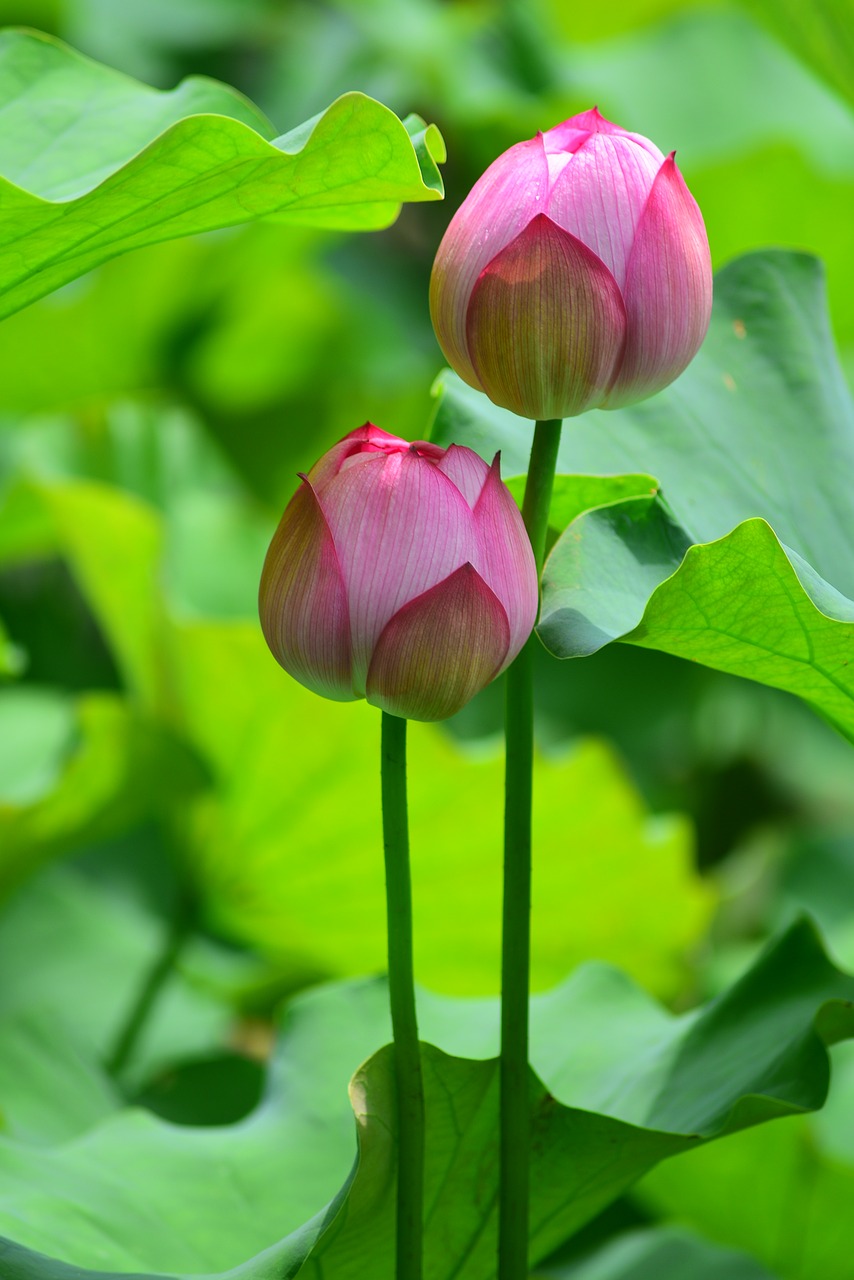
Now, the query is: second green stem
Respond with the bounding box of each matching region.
[499,417,563,1280]
[382,710,424,1280]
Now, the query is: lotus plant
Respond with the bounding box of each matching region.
[430,109,713,1280]
[430,107,712,420]
[260,422,538,1280]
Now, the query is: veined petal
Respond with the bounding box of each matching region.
[607,154,713,407]
[321,449,478,692]
[472,456,538,666]
[258,478,354,701]
[465,213,627,420]
[546,133,662,288]
[435,443,491,508]
[366,563,510,722]
[429,136,550,389]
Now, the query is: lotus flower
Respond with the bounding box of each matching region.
[259,425,538,721]
[430,108,712,420]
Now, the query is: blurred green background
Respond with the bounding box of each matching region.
[1,1,853,1276]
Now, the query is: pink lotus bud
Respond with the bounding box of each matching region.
[259,425,538,721]
[430,108,712,420]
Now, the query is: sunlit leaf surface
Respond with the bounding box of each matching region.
[0,30,444,320]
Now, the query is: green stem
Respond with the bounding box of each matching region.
[499,417,563,1280]
[382,711,424,1280]
[106,892,192,1080]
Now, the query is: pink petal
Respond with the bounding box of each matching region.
[465,213,627,419]
[435,443,491,508]
[606,154,713,407]
[544,109,665,165]
[366,563,510,722]
[546,132,662,289]
[429,136,550,390]
[472,456,538,666]
[320,449,478,693]
[258,478,354,701]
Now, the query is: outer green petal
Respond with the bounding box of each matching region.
[259,478,355,702]
[465,214,627,420]
[365,563,510,721]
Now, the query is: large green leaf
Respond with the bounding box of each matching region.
[0,30,444,320]
[0,919,851,1278]
[431,250,854,737]
[173,619,711,998]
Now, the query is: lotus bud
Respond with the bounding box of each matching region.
[430,107,712,420]
[259,425,538,722]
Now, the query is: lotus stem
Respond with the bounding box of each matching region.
[499,417,563,1279]
[381,710,425,1280]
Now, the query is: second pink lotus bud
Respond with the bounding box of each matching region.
[430,107,713,420]
[259,425,538,721]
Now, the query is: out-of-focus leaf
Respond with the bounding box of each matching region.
[0,1011,119,1145]
[0,480,166,708]
[0,688,204,896]
[637,1096,854,1280]
[174,620,711,998]
[0,860,266,1106]
[0,920,851,1277]
[736,0,854,112]
[0,31,444,320]
[539,1226,780,1279]
[0,617,23,676]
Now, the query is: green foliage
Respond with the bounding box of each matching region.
[0,30,444,320]
[0,921,850,1278]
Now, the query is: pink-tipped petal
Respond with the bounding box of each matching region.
[472,457,538,666]
[366,563,511,722]
[436,443,491,508]
[465,213,627,419]
[544,109,666,164]
[259,478,354,700]
[606,154,713,407]
[320,449,478,692]
[429,136,550,389]
[308,423,412,489]
[546,133,662,288]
